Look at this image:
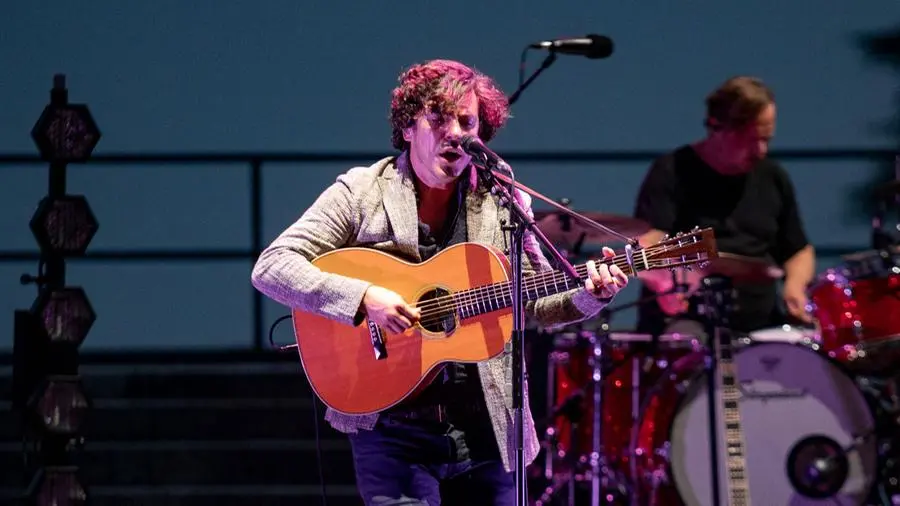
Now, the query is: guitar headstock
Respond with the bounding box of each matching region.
[642,227,718,271]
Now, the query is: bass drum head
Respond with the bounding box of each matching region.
[670,341,877,505]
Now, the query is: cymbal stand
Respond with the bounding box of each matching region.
[589,311,610,506]
[537,333,587,506]
[539,311,632,506]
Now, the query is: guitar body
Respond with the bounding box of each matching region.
[287,228,718,417]
[292,242,514,415]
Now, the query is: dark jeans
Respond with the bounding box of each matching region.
[348,415,516,506]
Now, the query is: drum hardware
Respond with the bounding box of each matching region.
[588,315,611,506]
[538,243,899,504]
[538,309,634,506]
[537,289,702,506]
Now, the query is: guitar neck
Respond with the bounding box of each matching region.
[453,249,650,320]
[446,229,714,321]
[716,331,751,505]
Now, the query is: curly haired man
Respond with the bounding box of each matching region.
[251,59,629,505]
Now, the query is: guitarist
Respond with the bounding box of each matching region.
[250,58,629,506]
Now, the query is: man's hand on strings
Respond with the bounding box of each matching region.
[362,286,421,334]
[585,247,629,300]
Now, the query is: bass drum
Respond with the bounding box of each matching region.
[630,340,878,505]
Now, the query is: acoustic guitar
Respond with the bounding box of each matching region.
[291,227,718,415]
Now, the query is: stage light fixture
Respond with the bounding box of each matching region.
[29,195,99,257]
[14,73,99,506]
[31,100,101,164]
[28,376,91,437]
[25,466,88,506]
[30,287,96,347]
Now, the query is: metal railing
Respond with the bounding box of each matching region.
[1,147,894,350]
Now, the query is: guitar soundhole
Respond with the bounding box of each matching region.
[417,287,457,334]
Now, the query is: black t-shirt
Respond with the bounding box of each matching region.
[633,145,809,333]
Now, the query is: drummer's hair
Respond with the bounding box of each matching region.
[704,76,774,131]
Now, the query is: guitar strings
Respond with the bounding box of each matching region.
[413,257,654,328]
[412,245,683,320]
[412,258,680,329]
[412,245,694,327]
[411,242,680,317]
[413,258,626,328]
[413,255,619,314]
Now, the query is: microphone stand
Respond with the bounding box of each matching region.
[484,168,641,506]
[473,159,580,506]
[508,51,557,106]
[488,169,639,248]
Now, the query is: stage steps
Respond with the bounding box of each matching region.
[0,351,361,506]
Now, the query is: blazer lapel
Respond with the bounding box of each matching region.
[378,155,421,262]
[466,179,499,245]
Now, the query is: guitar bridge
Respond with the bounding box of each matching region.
[367,318,387,360]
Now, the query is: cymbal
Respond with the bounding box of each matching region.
[701,252,784,283]
[533,210,650,246]
[840,245,900,262]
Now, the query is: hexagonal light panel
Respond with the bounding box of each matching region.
[31,287,96,347]
[29,376,91,436]
[26,465,88,506]
[30,195,99,256]
[31,103,101,163]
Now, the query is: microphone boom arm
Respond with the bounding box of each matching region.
[508,51,556,106]
[488,169,640,247]
[474,162,581,283]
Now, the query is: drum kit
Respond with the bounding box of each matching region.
[525,198,900,505]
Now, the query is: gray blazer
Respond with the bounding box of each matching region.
[250,153,608,471]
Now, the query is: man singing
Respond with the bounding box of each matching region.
[251,58,629,505]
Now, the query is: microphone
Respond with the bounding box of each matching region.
[529,34,614,59]
[459,135,512,173]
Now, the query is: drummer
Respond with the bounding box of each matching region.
[632,75,816,336]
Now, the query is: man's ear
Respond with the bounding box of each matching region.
[402,126,413,143]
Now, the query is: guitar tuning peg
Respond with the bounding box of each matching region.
[691,225,700,232]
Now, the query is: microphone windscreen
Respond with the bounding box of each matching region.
[586,34,614,59]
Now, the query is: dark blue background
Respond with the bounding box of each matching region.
[1,1,898,350]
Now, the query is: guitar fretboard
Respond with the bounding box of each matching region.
[452,255,640,319]
[717,331,751,505]
[414,231,712,325]
[448,240,702,319]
